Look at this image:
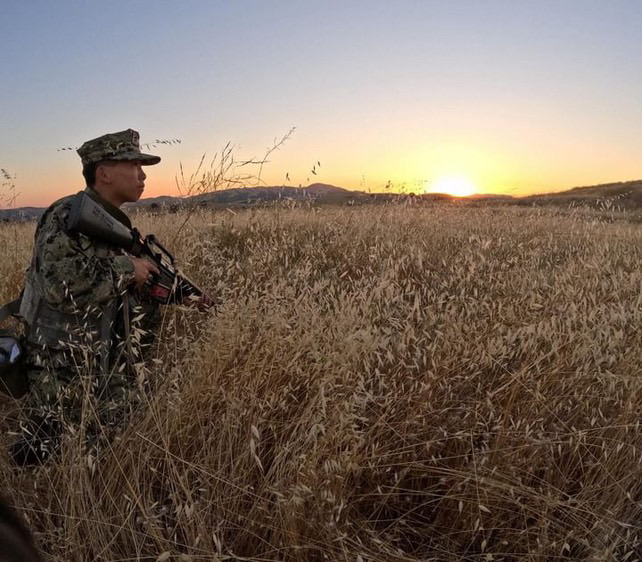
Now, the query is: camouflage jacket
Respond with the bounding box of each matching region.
[20,188,160,374]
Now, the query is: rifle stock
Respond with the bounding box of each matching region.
[67,191,137,252]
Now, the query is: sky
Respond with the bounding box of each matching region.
[1,0,641,207]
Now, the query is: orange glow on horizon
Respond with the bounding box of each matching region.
[9,147,640,208]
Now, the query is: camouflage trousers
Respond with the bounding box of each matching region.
[13,348,141,464]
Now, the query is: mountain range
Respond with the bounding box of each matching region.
[2,180,642,221]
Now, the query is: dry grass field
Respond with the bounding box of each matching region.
[2,202,642,560]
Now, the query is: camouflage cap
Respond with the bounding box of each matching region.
[77,129,161,166]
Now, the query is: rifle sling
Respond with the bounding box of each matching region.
[0,298,21,324]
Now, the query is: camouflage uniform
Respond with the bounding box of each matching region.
[13,130,162,463]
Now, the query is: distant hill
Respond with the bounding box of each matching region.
[2,179,642,221]
[136,183,364,209]
[0,206,46,222]
[520,180,642,209]
[0,184,362,221]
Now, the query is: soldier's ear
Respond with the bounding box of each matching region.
[95,164,112,185]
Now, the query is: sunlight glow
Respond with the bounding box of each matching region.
[428,175,477,197]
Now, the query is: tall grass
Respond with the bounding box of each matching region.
[2,202,642,560]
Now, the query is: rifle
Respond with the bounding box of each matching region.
[67,191,210,305]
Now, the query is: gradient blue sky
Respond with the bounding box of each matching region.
[1,0,641,206]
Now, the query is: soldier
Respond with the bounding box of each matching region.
[11,129,191,465]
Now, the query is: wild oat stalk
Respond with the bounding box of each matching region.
[171,128,295,243]
[0,168,21,266]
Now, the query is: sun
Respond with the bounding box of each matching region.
[429,175,477,197]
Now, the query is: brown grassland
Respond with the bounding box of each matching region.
[1,202,642,560]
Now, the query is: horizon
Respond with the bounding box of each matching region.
[5,177,642,214]
[2,1,641,208]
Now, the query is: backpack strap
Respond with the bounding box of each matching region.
[0,298,21,324]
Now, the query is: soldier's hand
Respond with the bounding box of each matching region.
[131,258,160,289]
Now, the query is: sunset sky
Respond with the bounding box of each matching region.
[1,0,641,207]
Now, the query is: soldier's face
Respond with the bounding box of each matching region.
[104,161,147,205]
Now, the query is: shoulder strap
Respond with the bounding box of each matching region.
[0,298,21,324]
